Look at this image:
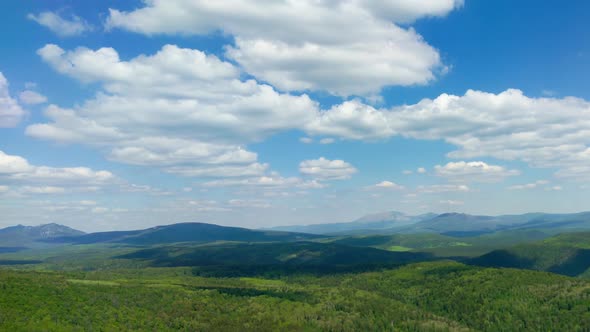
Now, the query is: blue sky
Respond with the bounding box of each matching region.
[1,0,589,231]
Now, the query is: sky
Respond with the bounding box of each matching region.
[0,0,589,232]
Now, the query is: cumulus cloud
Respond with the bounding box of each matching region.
[435,161,520,183]
[306,100,395,139]
[0,150,116,194]
[27,11,92,37]
[105,0,462,96]
[417,184,471,193]
[30,44,590,183]
[299,157,357,180]
[0,73,26,127]
[508,180,550,190]
[308,89,590,181]
[30,44,318,178]
[19,90,47,105]
[371,180,405,190]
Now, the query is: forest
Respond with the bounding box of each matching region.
[1,221,590,331]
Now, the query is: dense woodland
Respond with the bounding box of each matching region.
[2,221,590,331]
[1,262,590,331]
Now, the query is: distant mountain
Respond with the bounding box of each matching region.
[0,223,85,248]
[403,212,590,236]
[46,222,324,245]
[268,211,435,235]
[468,232,590,277]
[118,241,432,276]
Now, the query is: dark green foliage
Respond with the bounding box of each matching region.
[0,247,27,253]
[1,261,590,331]
[469,232,590,276]
[3,224,590,330]
[0,259,43,265]
[118,241,432,277]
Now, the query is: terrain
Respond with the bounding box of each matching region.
[2,212,590,331]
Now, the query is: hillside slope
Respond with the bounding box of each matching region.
[0,223,84,248]
[469,232,590,277]
[48,222,323,245]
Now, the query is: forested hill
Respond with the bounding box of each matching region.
[44,222,324,245]
[469,232,590,276]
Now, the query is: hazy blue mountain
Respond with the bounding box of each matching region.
[268,211,436,235]
[0,223,85,248]
[396,212,590,236]
[46,222,324,245]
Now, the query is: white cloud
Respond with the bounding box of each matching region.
[439,199,464,206]
[205,175,300,188]
[19,90,47,105]
[228,199,271,209]
[91,207,110,214]
[31,44,590,184]
[0,150,34,174]
[319,138,336,145]
[299,137,313,144]
[165,163,268,178]
[299,157,357,180]
[19,186,66,194]
[106,0,462,96]
[372,180,405,190]
[435,161,520,183]
[306,100,395,139]
[30,44,318,178]
[0,150,116,193]
[0,72,26,127]
[402,170,413,175]
[417,167,427,174]
[508,180,550,190]
[417,184,471,193]
[309,89,590,180]
[27,11,92,37]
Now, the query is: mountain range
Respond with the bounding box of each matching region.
[43,222,323,245]
[270,211,590,236]
[0,223,84,249]
[4,211,590,250]
[2,212,590,279]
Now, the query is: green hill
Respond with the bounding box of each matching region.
[1,261,589,331]
[328,233,470,252]
[469,232,590,276]
[48,222,323,245]
[117,241,432,276]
